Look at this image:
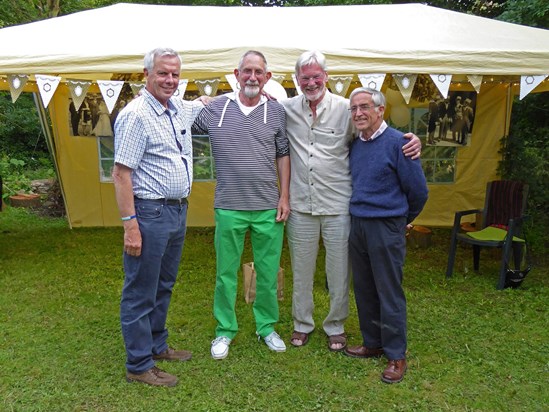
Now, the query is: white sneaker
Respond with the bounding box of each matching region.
[211,336,231,360]
[261,331,286,352]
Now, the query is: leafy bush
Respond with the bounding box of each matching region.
[0,92,46,158]
[499,93,549,256]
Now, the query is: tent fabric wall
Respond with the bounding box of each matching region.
[1,4,548,228]
[41,81,508,228]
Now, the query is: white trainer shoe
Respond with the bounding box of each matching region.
[261,331,286,352]
[211,336,231,360]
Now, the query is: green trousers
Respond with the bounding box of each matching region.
[214,208,284,339]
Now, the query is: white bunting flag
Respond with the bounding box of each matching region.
[467,75,483,93]
[129,82,145,97]
[173,79,189,98]
[519,75,548,100]
[291,74,302,95]
[35,74,61,108]
[225,74,237,92]
[429,74,453,98]
[97,80,124,114]
[7,74,29,103]
[67,80,92,110]
[358,73,386,91]
[392,74,418,104]
[195,78,220,96]
[270,74,286,85]
[328,75,353,97]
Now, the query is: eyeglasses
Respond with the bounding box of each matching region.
[349,104,377,113]
[298,74,324,83]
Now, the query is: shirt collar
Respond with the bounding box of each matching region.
[142,88,177,116]
[359,120,387,142]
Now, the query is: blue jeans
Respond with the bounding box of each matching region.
[120,199,187,374]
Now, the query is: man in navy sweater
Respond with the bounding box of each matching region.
[343,87,428,384]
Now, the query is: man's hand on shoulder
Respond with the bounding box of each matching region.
[402,132,422,160]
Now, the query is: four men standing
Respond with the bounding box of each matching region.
[114,47,426,387]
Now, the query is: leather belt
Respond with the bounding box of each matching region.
[135,197,187,206]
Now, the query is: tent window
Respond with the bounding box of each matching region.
[97,135,216,182]
[388,107,456,184]
[193,135,216,181]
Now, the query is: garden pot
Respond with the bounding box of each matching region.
[9,193,41,208]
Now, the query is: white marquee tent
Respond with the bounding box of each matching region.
[0,3,548,227]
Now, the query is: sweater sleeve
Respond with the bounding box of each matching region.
[396,140,429,223]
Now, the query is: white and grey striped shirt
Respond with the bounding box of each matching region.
[193,92,288,210]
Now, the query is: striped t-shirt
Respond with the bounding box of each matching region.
[193,92,289,210]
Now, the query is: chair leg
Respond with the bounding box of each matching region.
[512,242,523,270]
[473,245,480,271]
[446,234,458,278]
[498,239,515,290]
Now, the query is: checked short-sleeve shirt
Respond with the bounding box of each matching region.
[114,89,203,199]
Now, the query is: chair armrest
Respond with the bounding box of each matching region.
[455,209,483,219]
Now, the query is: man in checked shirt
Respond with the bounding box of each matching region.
[112,47,205,387]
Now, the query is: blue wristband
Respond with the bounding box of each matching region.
[121,214,137,221]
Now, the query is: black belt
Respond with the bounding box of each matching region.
[135,197,187,206]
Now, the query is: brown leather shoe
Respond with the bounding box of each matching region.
[153,347,192,362]
[126,366,178,387]
[343,345,384,358]
[381,359,407,384]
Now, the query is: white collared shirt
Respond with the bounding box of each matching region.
[359,120,388,142]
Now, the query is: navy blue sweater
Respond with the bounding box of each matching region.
[349,127,428,223]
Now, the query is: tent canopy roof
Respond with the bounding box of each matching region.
[0,3,548,78]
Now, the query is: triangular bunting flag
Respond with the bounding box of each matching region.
[291,74,302,95]
[519,75,548,100]
[35,74,62,108]
[225,74,237,92]
[271,74,286,85]
[429,74,452,98]
[467,75,483,93]
[358,73,386,91]
[97,80,124,114]
[327,75,353,97]
[66,80,92,111]
[392,74,418,104]
[7,74,29,103]
[195,78,220,96]
[129,82,145,97]
[173,79,189,98]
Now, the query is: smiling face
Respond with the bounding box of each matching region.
[350,91,384,138]
[297,63,328,104]
[144,54,181,107]
[234,52,271,103]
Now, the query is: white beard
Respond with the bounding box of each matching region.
[244,84,260,98]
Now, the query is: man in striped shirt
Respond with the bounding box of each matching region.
[193,50,290,360]
[113,48,204,387]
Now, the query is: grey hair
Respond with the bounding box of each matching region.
[349,87,386,107]
[238,50,268,72]
[144,48,181,72]
[295,50,327,76]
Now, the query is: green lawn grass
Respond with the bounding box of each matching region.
[1,206,547,411]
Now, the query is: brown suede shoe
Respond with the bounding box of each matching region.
[343,345,384,359]
[153,347,192,362]
[381,359,407,384]
[126,366,178,387]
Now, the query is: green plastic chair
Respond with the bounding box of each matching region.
[446,180,529,289]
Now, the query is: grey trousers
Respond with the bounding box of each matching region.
[287,211,350,336]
